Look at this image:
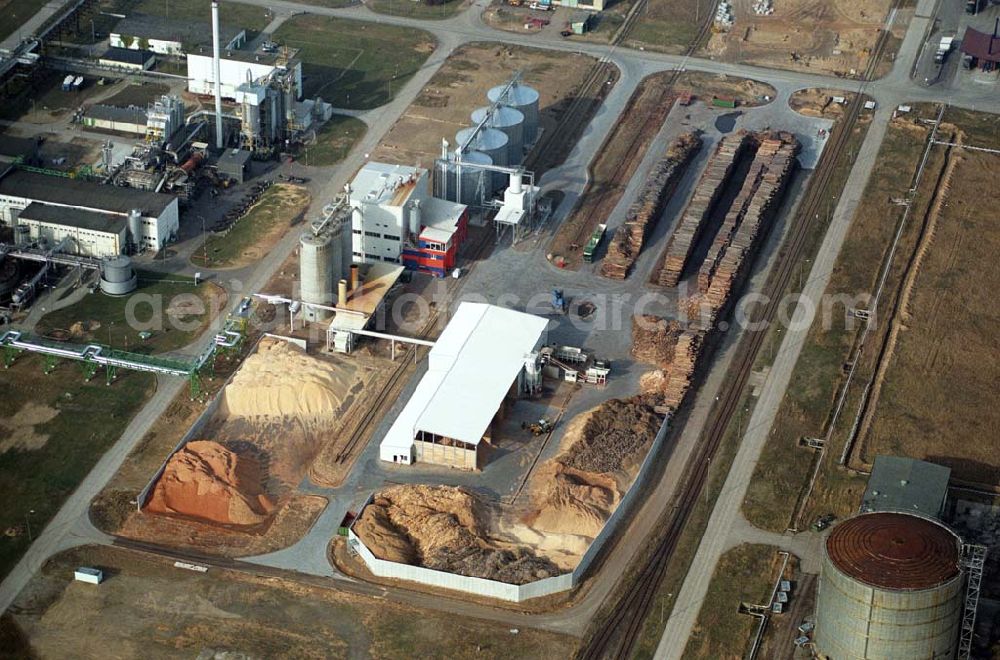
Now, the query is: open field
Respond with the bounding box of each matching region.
[7,544,578,658]
[700,0,894,77]
[0,0,47,41]
[101,82,171,108]
[626,0,708,53]
[368,0,468,19]
[859,147,1000,482]
[372,41,601,168]
[35,271,226,355]
[192,184,310,269]
[0,69,117,122]
[683,544,783,659]
[300,114,368,167]
[0,357,154,580]
[273,16,435,110]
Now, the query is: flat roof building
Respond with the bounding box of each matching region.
[0,168,178,252]
[81,105,148,135]
[99,46,155,71]
[860,455,951,518]
[186,48,302,100]
[110,13,246,56]
[379,302,548,470]
[17,202,127,257]
[961,24,1000,70]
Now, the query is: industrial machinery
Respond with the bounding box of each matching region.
[551,288,567,314]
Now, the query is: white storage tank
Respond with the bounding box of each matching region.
[488,82,540,143]
[127,209,142,252]
[433,150,493,207]
[471,105,525,165]
[815,512,965,659]
[299,232,335,322]
[99,255,138,296]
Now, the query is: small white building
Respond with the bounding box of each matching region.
[0,169,178,252]
[17,203,127,258]
[379,302,548,470]
[186,50,302,101]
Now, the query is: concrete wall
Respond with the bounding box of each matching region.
[22,220,124,258]
[351,414,674,602]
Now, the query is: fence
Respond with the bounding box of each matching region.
[349,414,673,602]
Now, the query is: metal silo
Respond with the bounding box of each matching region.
[815,512,965,659]
[471,105,525,165]
[488,82,540,144]
[433,150,492,207]
[456,127,508,169]
[127,209,142,251]
[99,255,138,296]
[299,232,335,322]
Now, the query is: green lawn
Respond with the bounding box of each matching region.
[102,82,170,107]
[35,271,223,355]
[193,184,310,269]
[0,357,155,580]
[0,0,49,42]
[301,114,367,167]
[625,0,705,54]
[273,16,436,109]
[683,544,780,659]
[132,0,269,31]
[367,0,467,20]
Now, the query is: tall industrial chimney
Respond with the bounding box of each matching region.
[211,0,224,150]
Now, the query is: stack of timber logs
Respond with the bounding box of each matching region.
[662,329,704,409]
[601,133,702,279]
[657,132,750,287]
[699,132,799,322]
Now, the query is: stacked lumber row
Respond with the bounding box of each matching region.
[701,132,800,321]
[601,133,702,279]
[657,132,750,287]
[663,329,704,409]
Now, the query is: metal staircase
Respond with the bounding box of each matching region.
[958,543,987,660]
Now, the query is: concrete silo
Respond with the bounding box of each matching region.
[299,232,336,322]
[471,105,524,165]
[99,255,138,296]
[815,512,965,660]
[488,82,539,144]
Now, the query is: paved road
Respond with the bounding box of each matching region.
[1,0,997,644]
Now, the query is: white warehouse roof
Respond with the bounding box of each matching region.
[380,303,548,459]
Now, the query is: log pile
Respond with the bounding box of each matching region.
[657,132,750,287]
[662,329,704,409]
[699,132,800,322]
[601,133,702,279]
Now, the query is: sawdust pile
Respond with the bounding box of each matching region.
[528,462,619,539]
[354,485,560,584]
[632,315,683,369]
[0,402,59,453]
[222,338,356,420]
[146,440,276,526]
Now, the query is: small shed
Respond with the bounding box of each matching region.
[74,567,104,584]
[860,455,951,518]
[216,148,251,183]
[99,46,155,71]
[570,11,593,34]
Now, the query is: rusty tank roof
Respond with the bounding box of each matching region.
[826,512,961,590]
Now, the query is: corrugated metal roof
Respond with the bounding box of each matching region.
[0,169,175,216]
[100,47,154,65]
[19,202,126,233]
[861,456,950,517]
[826,512,961,590]
[961,27,1000,62]
[380,303,547,452]
[85,104,148,124]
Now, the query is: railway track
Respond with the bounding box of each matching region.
[576,85,869,660]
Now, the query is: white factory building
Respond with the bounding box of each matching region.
[379,302,548,470]
[16,203,127,258]
[186,50,302,101]
[110,14,247,56]
[347,162,468,269]
[0,168,179,253]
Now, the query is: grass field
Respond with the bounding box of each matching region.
[0,360,155,580]
[301,114,367,167]
[9,544,578,658]
[101,83,171,107]
[132,0,269,31]
[0,0,48,42]
[35,271,224,355]
[273,16,435,110]
[625,0,704,54]
[367,0,467,19]
[192,184,310,269]
[741,113,947,532]
[683,544,780,659]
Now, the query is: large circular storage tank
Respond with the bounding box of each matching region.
[455,127,508,170]
[299,232,335,322]
[100,255,138,296]
[433,151,493,207]
[488,83,540,144]
[815,512,964,660]
[471,105,524,165]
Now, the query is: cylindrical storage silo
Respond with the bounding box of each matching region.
[127,209,142,252]
[299,232,335,322]
[488,83,540,144]
[100,255,138,296]
[815,512,965,660]
[472,105,524,165]
[434,151,492,207]
[456,127,508,169]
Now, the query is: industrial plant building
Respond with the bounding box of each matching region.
[109,14,247,56]
[98,46,155,71]
[0,168,179,252]
[81,105,148,135]
[860,455,951,518]
[348,162,469,275]
[379,302,548,469]
[961,23,1000,71]
[186,49,302,101]
[815,512,969,659]
[15,203,126,258]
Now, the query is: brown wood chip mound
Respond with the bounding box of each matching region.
[561,399,662,474]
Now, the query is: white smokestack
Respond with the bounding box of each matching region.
[212,0,223,150]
